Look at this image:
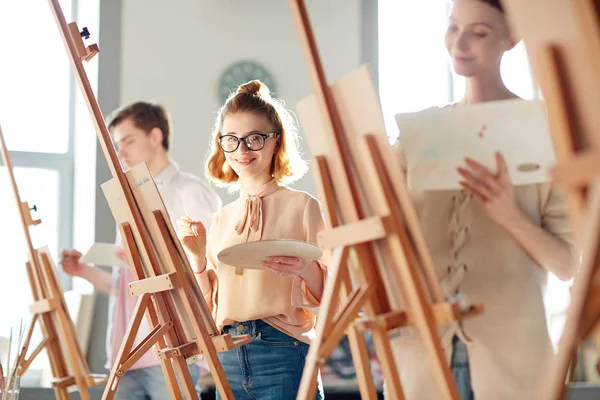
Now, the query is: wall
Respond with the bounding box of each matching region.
[120,0,363,201]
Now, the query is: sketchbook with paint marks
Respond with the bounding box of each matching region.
[395,99,556,191]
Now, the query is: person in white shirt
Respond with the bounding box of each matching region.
[60,101,221,400]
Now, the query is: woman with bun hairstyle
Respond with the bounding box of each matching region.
[177,80,326,400]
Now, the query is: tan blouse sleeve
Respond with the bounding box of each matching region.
[291,197,328,308]
[203,213,220,317]
[538,183,580,262]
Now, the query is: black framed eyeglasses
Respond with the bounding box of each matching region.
[218,132,278,153]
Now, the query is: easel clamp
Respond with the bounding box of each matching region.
[318,215,394,249]
[66,22,98,62]
[129,273,181,296]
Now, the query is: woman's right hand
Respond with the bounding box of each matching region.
[177,216,207,259]
[59,249,89,277]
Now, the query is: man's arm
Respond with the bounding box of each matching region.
[60,250,113,294]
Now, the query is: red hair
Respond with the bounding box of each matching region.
[206,80,308,188]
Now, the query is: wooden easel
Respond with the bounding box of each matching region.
[288,1,483,399]
[0,126,108,399]
[45,0,250,398]
[501,0,600,398]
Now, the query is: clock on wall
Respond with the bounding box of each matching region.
[217,61,277,104]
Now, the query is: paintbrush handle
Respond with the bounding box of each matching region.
[182,206,198,237]
[5,328,11,395]
[0,363,4,396]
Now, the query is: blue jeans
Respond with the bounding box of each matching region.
[451,335,474,400]
[114,364,201,400]
[216,319,324,400]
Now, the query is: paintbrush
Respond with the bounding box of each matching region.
[182,205,198,237]
[5,328,11,396]
[0,360,4,397]
[7,321,24,394]
[2,328,12,400]
[3,321,26,400]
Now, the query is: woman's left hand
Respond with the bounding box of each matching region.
[456,152,524,228]
[262,256,311,277]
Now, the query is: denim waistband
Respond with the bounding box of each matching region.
[222,319,271,336]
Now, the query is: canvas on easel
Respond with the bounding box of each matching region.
[501,0,600,398]
[288,1,483,399]
[0,126,108,400]
[44,0,250,398]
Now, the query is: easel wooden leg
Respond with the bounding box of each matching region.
[171,356,197,400]
[298,246,390,400]
[368,137,459,399]
[116,224,193,400]
[340,271,379,400]
[24,258,74,399]
[544,184,600,399]
[39,252,92,400]
[25,260,67,378]
[102,293,183,400]
[308,156,379,399]
[118,321,174,372]
[297,246,349,400]
[103,293,150,400]
[579,271,600,339]
[15,314,38,375]
[142,288,199,398]
[365,135,445,304]
[55,387,70,400]
[345,328,378,399]
[388,239,458,400]
[20,337,48,374]
[156,359,181,400]
[149,295,189,400]
[145,280,198,400]
[318,285,373,359]
[17,314,70,400]
[312,156,399,399]
[535,45,586,230]
[371,327,404,400]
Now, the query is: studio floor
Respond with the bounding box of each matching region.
[17,383,600,399]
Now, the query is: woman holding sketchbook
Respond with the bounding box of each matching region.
[178,80,326,399]
[390,0,578,399]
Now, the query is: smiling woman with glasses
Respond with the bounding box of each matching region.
[177,80,326,400]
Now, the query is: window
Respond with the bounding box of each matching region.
[378,0,569,347]
[0,0,99,376]
[378,0,450,140]
[0,2,72,154]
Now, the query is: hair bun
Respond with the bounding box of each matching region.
[237,80,270,97]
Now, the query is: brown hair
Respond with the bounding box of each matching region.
[206,80,308,188]
[450,0,504,12]
[479,0,503,12]
[107,102,171,150]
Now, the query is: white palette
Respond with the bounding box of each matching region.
[217,239,323,270]
[395,99,556,191]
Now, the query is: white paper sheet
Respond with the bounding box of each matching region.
[81,242,128,268]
